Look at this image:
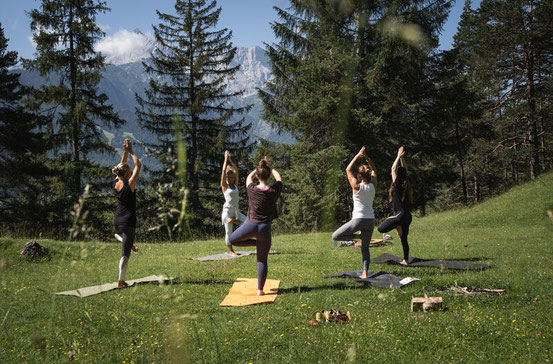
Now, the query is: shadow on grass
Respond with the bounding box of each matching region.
[279,281,374,294]
[170,278,235,286]
[446,257,490,262]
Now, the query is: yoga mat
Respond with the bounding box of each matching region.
[219,278,280,306]
[323,270,419,289]
[335,239,390,247]
[371,253,492,270]
[56,275,173,298]
[191,250,278,261]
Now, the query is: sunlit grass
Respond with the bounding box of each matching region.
[1,172,552,363]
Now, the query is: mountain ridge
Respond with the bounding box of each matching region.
[17,45,294,154]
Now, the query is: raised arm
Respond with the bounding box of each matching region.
[227,153,239,184]
[221,151,229,191]
[125,139,141,191]
[120,139,129,164]
[346,147,365,191]
[246,170,256,187]
[400,155,408,173]
[391,146,405,182]
[365,153,378,188]
[271,168,282,183]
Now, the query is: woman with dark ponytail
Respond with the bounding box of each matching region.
[229,157,282,296]
[377,146,413,265]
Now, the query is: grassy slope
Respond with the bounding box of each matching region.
[1,173,552,363]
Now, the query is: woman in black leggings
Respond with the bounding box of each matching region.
[378,146,413,265]
[112,139,141,288]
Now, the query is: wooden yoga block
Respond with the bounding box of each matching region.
[411,296,443,312]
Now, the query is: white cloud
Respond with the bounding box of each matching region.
[95,29,155,65]
[27,35,36,49]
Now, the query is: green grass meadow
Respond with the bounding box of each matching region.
[1,173,553,363]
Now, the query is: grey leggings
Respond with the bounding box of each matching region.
[332,218,374,271]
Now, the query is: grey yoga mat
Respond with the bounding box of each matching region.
[371,253,493,270]
[323,270,420,289]
[56,275,174,298]
[190,250,278,262]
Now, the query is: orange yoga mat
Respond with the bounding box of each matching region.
[219,278,280,306]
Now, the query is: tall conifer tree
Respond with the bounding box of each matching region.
[136,0,252,238]
[261,0,452,227]
[453,0,553,191]
[25,0,124,234]
[0,24,48,232]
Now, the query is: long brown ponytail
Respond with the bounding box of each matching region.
[389,179,413,204]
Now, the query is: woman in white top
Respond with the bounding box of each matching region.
[221,150,246,256]
[332,147,378,279]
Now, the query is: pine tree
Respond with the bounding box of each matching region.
[0,23,48,233]
[452,0,553,197]
[24,0,124,235]
[136,0,252,239]
[260,0,452,227]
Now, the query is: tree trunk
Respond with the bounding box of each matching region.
[525,1,540,179]
[455,119,467,203]
[69,4,80,195]
[473,175,480,203]
[188,18,200,219]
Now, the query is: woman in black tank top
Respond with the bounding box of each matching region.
[112,139,142,288]
[377,146,413,265]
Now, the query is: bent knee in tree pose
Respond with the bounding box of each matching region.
[112,138,141,288]
[229,156,282,296]
[332,147,377,279]
[220,150,246,256]
[377,146,413,265]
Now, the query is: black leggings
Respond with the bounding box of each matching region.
[114,225,135,258]
[377,210,412,261]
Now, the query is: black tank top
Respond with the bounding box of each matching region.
[392,180,411,213]
[114,180,136,227]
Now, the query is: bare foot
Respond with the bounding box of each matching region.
[399,259,408,266]
[257,290,265,296]
[132,246,138,253]
[228,251,238,256]
[360,270,369,279]
[117,280,128,288]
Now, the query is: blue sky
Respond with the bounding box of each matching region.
[1,0,479,60]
